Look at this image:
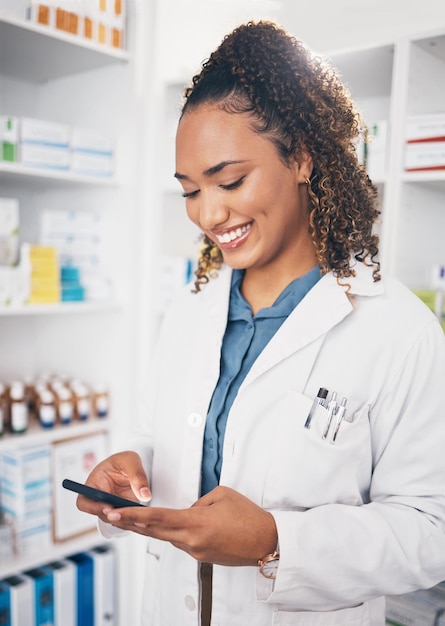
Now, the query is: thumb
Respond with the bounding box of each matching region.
[114,452,152,502]
[130,473,152,502]
[192,486,223,508]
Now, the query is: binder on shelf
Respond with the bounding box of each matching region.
[46,560,76,626]
[23,566,54,626]
[2,574,35,626]
[67,552,94,626]
[88,544,116,625]
[0,581,11,626]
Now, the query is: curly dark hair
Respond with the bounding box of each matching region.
[181,20,380,293]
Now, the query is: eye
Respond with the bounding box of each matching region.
[220,176,245,191]
[182,189,199,199]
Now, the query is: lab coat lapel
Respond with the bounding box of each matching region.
[240,272,354,391]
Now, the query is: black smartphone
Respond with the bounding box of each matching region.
[62,478,146,508]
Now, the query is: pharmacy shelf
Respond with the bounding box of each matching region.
[0,529,108,579]
[0,161,117,188]
[0,417,110,452]
[0,301,119,317]
[0,15,129,82]
[402,170,445,184]
[326,42,394,99]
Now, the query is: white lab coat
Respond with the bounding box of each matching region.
[106,261,445,625]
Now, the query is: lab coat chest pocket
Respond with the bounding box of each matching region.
[261,390,371,510]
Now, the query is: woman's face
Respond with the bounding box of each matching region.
[175,103,315,278]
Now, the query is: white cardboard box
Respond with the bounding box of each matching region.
[406,113,445,143]
[405,141,445,171]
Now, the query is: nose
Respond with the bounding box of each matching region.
[196,190,230,231]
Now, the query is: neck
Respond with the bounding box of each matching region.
[241,258,318,315]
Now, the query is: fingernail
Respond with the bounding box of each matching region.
[134,522,146,528]
[107,512,121,522]
[102,507,112,515]
[139,488,152,501]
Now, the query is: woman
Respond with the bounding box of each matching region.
[77,21,445,625]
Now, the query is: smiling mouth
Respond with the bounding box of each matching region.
[214,222,252,245]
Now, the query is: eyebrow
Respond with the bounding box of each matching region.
[174,160,246,181]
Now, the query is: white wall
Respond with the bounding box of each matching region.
[155,0,445,81]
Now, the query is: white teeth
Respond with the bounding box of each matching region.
[216,223,251,244]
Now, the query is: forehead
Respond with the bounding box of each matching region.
[175,104,274,172]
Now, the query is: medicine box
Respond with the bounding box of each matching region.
[67,552,94,626]
[365,120,387,181]
[28,2,56,28]
[71,151,114,177]
[20,118,70,148]
[71,127,114,156]
[406,113,445,143]
[23,567,54,626]
[88,545,116,625]
[405,141,445,171]
[47,560,76,626]
[19,117,70,171]
[0,444,52,519]
[12,516,52,557]
[20,143,70,171]
[2,575,35,626]
[0,117,19,163]
[0,264,32,307]
[0,198,19,266]
[0,517,14,561]
[0,581,10,626]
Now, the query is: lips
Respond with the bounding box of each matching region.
[213,222,252,248]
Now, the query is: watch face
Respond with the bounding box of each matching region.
[261,559,279,579]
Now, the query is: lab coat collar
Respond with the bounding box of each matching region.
[199,260,384,392]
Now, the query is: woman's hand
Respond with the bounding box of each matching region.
[103,485,278,566]
[75,451,152,522]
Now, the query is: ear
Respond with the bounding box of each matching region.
[292,149,313,184]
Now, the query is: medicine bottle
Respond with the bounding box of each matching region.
[0,383,5,436]
[9,381,28,434]
[38,389,56,428]
[72,382,91,421]
[93,383,110,418]
[55,386,74,425]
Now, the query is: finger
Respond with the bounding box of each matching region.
[106,506,191,541]
[113,453,152,502]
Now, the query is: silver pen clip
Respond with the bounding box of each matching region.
[330,397,348,443]
[322,391,338,439]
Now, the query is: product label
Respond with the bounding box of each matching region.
[40,405,56,427]
[11,402,28,432]
[77,398,90,419]
[96,396,109,417]
[59,401,73,423]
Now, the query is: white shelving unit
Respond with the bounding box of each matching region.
[0,419,111,580]
[0,160,118,187]
[326,30,445,291]
[0,15,129,81]
[0,6,154,624]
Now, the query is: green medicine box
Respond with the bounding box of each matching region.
[0,116,18,162]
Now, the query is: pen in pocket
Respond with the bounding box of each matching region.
[304,387,328,429]
[330,397,348,443]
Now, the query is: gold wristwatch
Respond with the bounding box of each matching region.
[258,550,280,579]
